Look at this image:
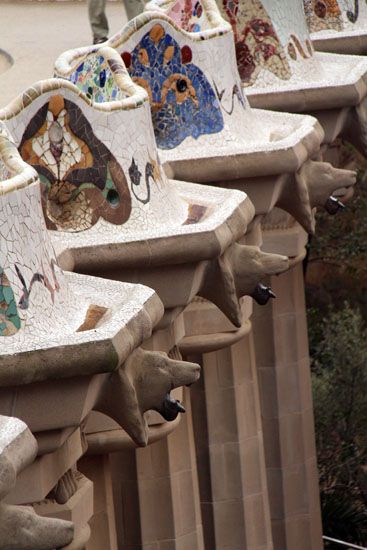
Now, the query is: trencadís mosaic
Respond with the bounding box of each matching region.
[218,0,314,85]
[121,23,224,149]
[304,0,367,33]
[167,0,211,31]
[20,94,132,231]
[69,54,126,103]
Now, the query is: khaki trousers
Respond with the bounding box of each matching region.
[88,0,146,40]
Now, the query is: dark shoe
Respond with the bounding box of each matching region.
[93,36,108,45]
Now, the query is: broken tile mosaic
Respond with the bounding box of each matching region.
[121,23,224,149]
[0,127,158,356]
[69,54,126,103]
[304,0,344,32]
[19,94,132,231]
[0,267,20,337]
[167,0,211,31]
[217,0,314,85]
[304,0,367,35]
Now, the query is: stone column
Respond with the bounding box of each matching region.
[78,454,118,550]
[80,317,204,550]
[180,299,273,550]
[108,386,204,550]
[252,221,323,550]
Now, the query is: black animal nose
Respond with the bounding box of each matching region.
[159,393,186,422]
[324,196,345,215]
[251,283,276,306]
[176,78,188,93]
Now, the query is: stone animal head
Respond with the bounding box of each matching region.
[95,347,200,446]
[121,23,224,149]
[199,243,289,326]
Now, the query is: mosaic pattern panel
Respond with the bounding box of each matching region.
[121,24,224,149]
[0,180,79,343]
[69,54,126,103]
[167,0,211,32]
[219,0,314,85]
[0,268,20,337]
[0,159,10,181]
[304,0,367,31]
[14,260,60,311]
[19,95,132,232]
[304,0,344,32]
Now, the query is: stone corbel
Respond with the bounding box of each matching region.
[0,416,74,549]
[276,159,356,234]
[342,96,367,159]
[94,348,200,447]
[198,243,289,327]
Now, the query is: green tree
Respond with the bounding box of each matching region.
[305,144,367,319]
[310,304,367,546]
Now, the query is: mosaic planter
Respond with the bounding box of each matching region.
[0,124,201,450]
[59,4,359,234]
[0,47,290,329]
[204,0,367,112]
[304,0,367,54]
[208,0,367,163]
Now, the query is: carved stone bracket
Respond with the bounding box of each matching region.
[198,243,289,327]
[342,96,367,159]
[94,348,200,447]
[277,159,356,233]
[47,468,79,505]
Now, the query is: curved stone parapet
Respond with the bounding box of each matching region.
[0,415,74,549]
[0,48,188,235]
[0,124,163,384]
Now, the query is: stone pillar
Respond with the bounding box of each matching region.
[252,260,323,550]
[181,300,273,550]
[78,454,118,550]
[109,387,204,550]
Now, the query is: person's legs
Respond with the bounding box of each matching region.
[88,0,109,42]
[123,0,145,21]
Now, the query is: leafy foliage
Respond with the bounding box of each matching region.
[322,489,367,548]
[310,304,367,547]
[306,142,367,546]
[306,144,367,319]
